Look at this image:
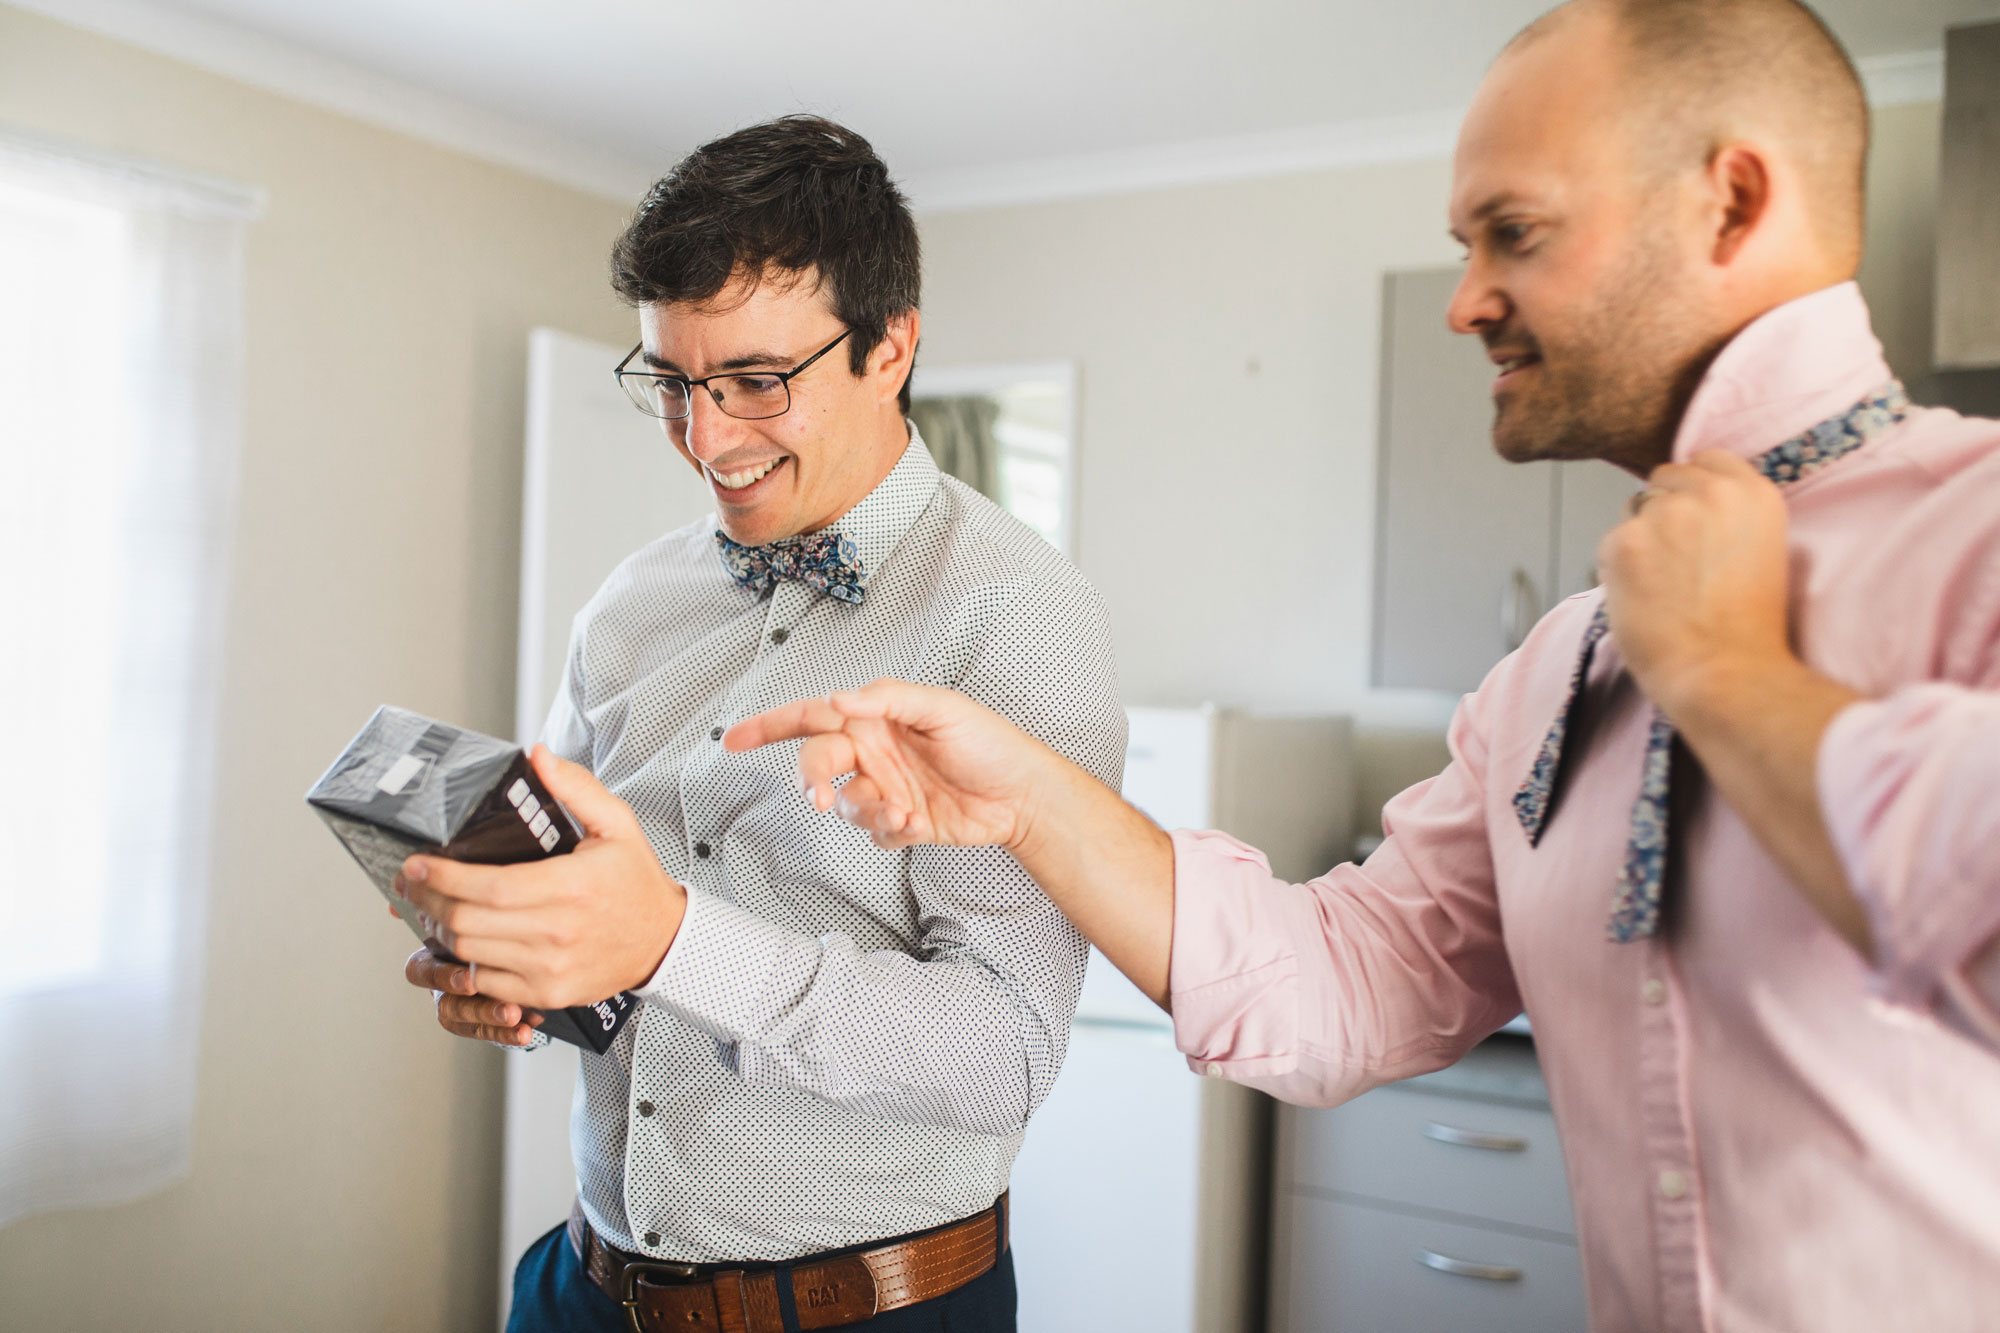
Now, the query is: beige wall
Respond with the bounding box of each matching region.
[0,6,639,1330]
[918,99,1948,825]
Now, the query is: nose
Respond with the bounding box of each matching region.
[681,386,745,464]
[1446,258,1508,337]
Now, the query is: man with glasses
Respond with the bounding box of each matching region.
[395,115,1124,1333]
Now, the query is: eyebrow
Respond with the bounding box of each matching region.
[1448,192,1528,244]
[640,347,795,375]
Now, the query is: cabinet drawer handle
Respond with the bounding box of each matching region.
[1422,1121,1528,1152]
[1417,1250,1525,1283]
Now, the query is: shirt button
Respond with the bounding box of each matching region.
[636,1100,655,1117]
[1642,979,1667,1006]
[710,726,724,741]
[643,1231,661,1247]
[770,627,788,645]
[1658,1169,1689,1201]
[694,842,711,859]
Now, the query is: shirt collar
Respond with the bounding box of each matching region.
[1670,281,1895,468]
[820,424,941,589]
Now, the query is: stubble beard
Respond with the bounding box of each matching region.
[1490,228,1712,477]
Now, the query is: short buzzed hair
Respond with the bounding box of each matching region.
[1517,0,1870,267]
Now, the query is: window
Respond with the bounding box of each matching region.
[0,130,257,1227]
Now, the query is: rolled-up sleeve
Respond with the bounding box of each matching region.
[1819,683,2000,1045]
[1170,683,1522,1107]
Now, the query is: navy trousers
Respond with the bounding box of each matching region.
[506,1222,1018,1333]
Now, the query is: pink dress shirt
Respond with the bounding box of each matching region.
[1168,282,2000,1332]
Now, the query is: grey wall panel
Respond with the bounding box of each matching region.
[1937,21,2000,370]
[1553,460,1640,602]
[1373,267,1556,693]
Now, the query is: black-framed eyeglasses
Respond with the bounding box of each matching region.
[614,329,852,421]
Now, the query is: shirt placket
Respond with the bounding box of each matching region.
[1639,939,1709,1330]
[624,587,815,1258]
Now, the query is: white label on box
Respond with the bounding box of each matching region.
[377,754,427,796]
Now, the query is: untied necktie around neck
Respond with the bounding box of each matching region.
[1511,381,1910,942]
[715,528,867,605]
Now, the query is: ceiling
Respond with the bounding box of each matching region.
[24,0,2000,208]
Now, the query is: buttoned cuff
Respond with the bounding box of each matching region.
[638,885,798,1047]
[1168,828,1304,1081]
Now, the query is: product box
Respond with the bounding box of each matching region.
[305,705,634,1052]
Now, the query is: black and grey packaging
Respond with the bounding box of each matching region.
[305,705,635,1053]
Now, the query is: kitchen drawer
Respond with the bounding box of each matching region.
[1281,1193,1586,1333]
[1283,1086,1573,1236]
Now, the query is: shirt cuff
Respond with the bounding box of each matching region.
[638,885,798,1045]
[1168,828,1303,1081]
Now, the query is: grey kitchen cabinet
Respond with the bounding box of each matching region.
[1372,266,1636,693]
[1937,21,2000,370]
[1268,1039,1586,1333]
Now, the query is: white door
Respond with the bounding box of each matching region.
[501,327,712,1326]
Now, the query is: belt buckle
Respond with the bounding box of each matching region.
[620,1259,704,1333]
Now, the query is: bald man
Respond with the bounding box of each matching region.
[729,1,2000,1327]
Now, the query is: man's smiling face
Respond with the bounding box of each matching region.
[1445,6,1718,475]
[639,269,914,547]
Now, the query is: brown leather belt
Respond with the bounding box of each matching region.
[568,1196,1008,1333]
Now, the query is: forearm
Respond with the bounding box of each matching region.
[1013,742,1177,1008]
[1663,653,1871,954]
[645,888,1069,1136]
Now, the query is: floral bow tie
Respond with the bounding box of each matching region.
[715,529,867,605]
[1512,380,1909,942]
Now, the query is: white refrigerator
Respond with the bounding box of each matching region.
[1008,706,1354,1333]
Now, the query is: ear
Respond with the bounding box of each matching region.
[1706,142,1774,267]
[870,308,921,408]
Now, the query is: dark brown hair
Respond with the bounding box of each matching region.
[610,115,921,412]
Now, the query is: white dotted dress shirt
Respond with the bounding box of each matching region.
[539,433,1126,1263]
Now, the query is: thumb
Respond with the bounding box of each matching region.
[1689,449,1758,479]
[528,745,637,841]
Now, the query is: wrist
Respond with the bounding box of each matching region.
[1655,645,1822,736]
[1005,736,1072,867]
[632,873,689,992]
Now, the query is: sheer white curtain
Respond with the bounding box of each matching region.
[0,130,258,1227]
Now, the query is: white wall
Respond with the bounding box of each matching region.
[0,7,638,1330]
[918,101,1948,821]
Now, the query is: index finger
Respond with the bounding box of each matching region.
[405,947,475,994]
[726,696,852,752]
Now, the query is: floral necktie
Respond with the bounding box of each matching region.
[716,529,867,605]
[1511,381,1910,941]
